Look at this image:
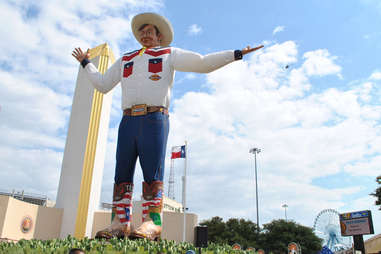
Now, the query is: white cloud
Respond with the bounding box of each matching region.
[0,146,63,199]
[174,73,199,85]
[369,70,381,80]
[0,2,40,50]
[185,73,196,80]
[0,71,71,134]
[344,155,381,176]
[302,49,342,77]
[272,25,285,35]
[187,24,202,36]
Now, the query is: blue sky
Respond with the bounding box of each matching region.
[0,0,380,245]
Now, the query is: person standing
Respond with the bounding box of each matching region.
[72,12,263,240]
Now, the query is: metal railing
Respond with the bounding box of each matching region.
[0,189,50,206]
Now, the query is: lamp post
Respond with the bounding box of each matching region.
[282,204,288,221]
[249,147,261,231]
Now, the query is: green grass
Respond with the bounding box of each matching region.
[0,236,255,254]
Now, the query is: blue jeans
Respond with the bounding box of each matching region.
[114,112,169,184]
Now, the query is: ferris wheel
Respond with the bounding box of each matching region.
[313,209,352,252]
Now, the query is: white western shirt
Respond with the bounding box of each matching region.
[84,47,235,110]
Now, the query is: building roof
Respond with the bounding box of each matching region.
[0,190,53,207]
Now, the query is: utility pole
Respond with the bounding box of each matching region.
[249,147,261,231]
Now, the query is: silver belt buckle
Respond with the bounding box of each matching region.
[131,104,147,116]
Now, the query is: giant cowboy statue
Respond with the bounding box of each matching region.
[72,12,263,241]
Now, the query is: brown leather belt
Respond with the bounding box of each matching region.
[123,105,168,116]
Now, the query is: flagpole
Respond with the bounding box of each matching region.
[182,141,187,242]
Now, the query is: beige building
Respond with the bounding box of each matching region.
[365,234,381,254]
[0,195,197,243]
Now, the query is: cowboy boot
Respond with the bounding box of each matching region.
[95,182,133,239]
[130,181,163,241]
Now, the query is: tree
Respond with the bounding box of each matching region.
[260,219,322,254]
[370,175,381,210]
[200,217,322,253]
[200,216,260,249]
[224,218,259,249]
[199,216,229,245]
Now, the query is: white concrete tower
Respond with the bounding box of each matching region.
[55,44,115,238]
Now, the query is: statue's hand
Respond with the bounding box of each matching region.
[72,47,90,63]
[242,45,264,55]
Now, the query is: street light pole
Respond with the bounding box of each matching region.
[282,204,288,221]
[249,147,261,231]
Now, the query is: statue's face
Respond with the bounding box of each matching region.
[139,24,162,48]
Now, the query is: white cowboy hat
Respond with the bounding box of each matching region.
[131,12,174,47]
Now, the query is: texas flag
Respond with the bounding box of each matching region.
[171,145,186,159]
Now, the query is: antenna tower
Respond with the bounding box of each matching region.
[168,159,175,199]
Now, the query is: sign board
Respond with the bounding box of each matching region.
[339,210,374,236]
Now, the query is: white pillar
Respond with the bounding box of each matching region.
[55,44,115,238]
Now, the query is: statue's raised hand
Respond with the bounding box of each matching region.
[242,45,264,56]
[72,47,90,63]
